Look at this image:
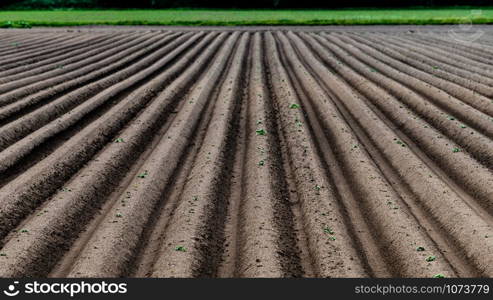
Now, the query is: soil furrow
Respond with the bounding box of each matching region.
[352,33,493,94]
[319,34,493,139]
[0,32,217,245]
[293,32,493,277]
[0,33,171,106]
[0,34,181,130]
[264,31,369,277]
[281,31,462,277]
[0,35,103,70]
[330,33,493,117]
[0,33,138,84]
[301,33,493,211]
[386,34,493,81]
[0,33,188,153]
[1,27,492,278]
[62,32,239,278]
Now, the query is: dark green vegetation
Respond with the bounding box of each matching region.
[2,0,493,9]
[1,7,493,27]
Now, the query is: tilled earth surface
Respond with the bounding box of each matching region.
[0,26,492,278]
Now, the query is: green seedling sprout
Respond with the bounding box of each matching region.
[137,170,149,178]
[175,246,187,252]
[256,129,266,136]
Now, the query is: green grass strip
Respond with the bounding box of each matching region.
[1,8,493,27]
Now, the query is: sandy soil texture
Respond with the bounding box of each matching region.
[0,26,492,278]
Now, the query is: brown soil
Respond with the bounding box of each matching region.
[0,26,492,278]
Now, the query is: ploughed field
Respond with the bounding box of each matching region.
[0,27,492,278]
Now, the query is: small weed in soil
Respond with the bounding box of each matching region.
[20,229,29,233]
[416,246,425,251]
[433,274,445,278]
[175,246,187,252]
[396,140,406,147]
[452,148,461,153]
[258,160,265,166]
[116,213,123,218]
[256,129,266,136]
[115,138,124,143]
[0,253,6,257]
[323,227,335,235]
[426,256,436,262]
[289,103,300,109]
[137,170,149,178]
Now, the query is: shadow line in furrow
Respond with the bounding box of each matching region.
[0,34,56,52]
[336,102,480,277]
[0,35,91,59]
[0,32,226,278]
[0,32,149,94]
[303,33,493,214]
[319,34,493,139]
[386,34,493,81]
[0,33,92,57]
[264,31,371,277]
[0,34,120,79]
[282,31,467,277]
[128,71,220,278]
[0,33,175,128]
[0,34,180,130]
[130,33,246,278]
[0,33,114,73]
[220,32,306,278]
[0,32,195,189]
[380,34,493,88]
[51,74,204,278]
[404,34,493,66]
[308,31,493,217]
[331,33,493,118]
[285,32,479,277]
[0,32,196,167]
[275,32,398,277]
[54,32,238,278]
[0,32,170,108]
[0,34,79,61]
[144,32,247,278]
[0,32,218,248]
[0,83,183,277]
[0,33,138,85]
[293,32,493,277]
[0,33,117,67]
[52,33,228,278]
[0,35,98,70]
[352,33,493,97]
